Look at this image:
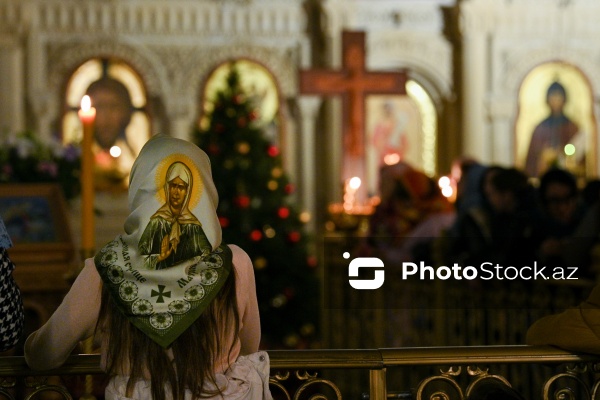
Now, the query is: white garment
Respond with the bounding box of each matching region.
[104,351,273,400]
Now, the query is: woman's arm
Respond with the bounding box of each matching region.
[231,245,261,355]
[25,259,102,370]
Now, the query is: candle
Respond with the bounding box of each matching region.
[78,95,96,256]
[343,176,361,213]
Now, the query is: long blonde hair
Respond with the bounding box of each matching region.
[98,269,239,400]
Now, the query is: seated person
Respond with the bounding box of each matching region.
[537,168,587,269]
[446,166,537,268]
[24,135,270,400]
[365,162,453,262]
[527,194,600,353]
[527,283,600,354]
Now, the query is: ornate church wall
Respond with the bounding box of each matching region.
[0,0,308,250]
[461,0,600,177]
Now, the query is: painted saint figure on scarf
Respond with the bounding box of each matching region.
[139,161,212,270]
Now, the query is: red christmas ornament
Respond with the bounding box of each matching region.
[277,207,290,219]
[215,123,225,133]
[237,116,247,127]
[250,229,263,241]
[267,145,279,157]
[307,256,318,268]
[235,195,251,208]
[233,94,244,104]
[207,143,220,155]
[287,231,301,243]
[283,287,296,300]
[249,109,259,121]
[218,216,230,228]
[284,183,294,195]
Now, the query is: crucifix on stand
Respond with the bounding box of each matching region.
[299,30,407,208]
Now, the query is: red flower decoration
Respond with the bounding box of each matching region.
[267,145,279,157]
[250,229,263,241]
[277,207,290,219]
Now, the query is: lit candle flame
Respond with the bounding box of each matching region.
[81,95,92,111]
[349,177,361,190]
[110,145,122,158]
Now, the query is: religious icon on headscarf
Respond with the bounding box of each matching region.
[86,77,138,190]
[524,81,583,177]
[139,161,212,270]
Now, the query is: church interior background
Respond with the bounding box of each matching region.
[1,0,600,395]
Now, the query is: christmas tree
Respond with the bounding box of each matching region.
[193,63,319,349]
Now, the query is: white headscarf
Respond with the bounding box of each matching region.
[95,134,232,348]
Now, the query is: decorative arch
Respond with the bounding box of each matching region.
[200,59,281,126]
[183,45,297,104]
[47,41,167,98]
[47,41,167,190]
[61,56,153,191]
[503,46,600,100]
[377,58,452,109]
[187,47,296,161]
[44,41,170,143]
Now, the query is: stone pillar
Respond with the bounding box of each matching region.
[168,96,195,140]
[461,33,487,160]
[460,5,490,162]
[594,100,600,176]
[489,98,515,166]
[27,29,55,140]
[0,41,24,133]
[297,96,322,233]
[281,99,298,186]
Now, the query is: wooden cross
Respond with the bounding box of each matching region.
[299,31,407,157]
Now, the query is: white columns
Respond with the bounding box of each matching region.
[297,96,322,233]
[489,99,515,166]
[168,96,196,140]
[0,40,24,133]
[461,29,488,161]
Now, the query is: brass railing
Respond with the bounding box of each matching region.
[1,346,599,400]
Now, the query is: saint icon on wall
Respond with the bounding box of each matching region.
[524,81,583,177]
[63,58,151,191]
[85,77,138,189]
[365,80,437,198]
[516,62,595,179]
[371,100,409,167]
